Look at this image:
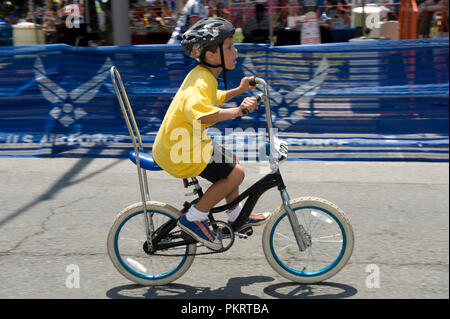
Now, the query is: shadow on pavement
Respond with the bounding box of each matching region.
[0,148,124,229]
[263,281,358,299]
[106,276,357,299]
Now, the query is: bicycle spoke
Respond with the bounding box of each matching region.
[312,233,343,243]
[114,210,191,280]
[271,206,346,276]
[126,257,147,273]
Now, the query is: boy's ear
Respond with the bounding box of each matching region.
[204,49,218,63]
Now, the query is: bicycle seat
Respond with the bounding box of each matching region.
[129,151,163,171]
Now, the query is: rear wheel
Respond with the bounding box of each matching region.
[107,201,196,286]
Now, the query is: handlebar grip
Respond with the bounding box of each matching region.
[249,77,258,86]
[241,94,262,115]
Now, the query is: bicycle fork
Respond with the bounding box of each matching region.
[280,189,311,252]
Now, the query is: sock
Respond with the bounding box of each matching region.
[186,205,209,222]
[227,203,243,223]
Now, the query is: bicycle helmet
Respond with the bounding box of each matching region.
[182,17,235,89]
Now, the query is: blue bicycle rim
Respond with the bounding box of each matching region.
[114,210,189,280]
[270,206,347,277]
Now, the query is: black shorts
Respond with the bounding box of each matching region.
[199,143,236,184]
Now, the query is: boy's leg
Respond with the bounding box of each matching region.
[225,188,239,210]
[198,164,269,227]
[177,164,244,251]
[225,153,240,209]
[224,153,271,227]
[194,164,244,213]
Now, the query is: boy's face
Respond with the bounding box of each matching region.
[207,37,238,70]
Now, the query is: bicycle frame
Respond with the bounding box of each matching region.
[110,67,310,253]
[152,171,285,251]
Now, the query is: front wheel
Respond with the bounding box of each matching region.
[107,201,197,286]
[262,197,354,284]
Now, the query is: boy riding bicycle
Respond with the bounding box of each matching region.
[152,17,270,250]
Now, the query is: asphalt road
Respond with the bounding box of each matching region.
[0,158,448,299]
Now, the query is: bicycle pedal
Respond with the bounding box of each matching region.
[235,232,248,239]
[218,225,253,238]
[239,226,253,236]
[235,226,253,239]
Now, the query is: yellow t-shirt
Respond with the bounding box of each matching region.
[152,65,227,178]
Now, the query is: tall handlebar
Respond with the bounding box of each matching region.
[244,77,273,129]
[242,77,278,169]
[249,78,258,87]
[241,77,266,115]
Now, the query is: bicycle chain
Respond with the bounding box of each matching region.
[149,221,242,257]
[150,244,232,257]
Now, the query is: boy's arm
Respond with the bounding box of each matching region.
[198,97,258,124]
[223,76,257,103]
[199,77,258,124]
[199,107,241,123]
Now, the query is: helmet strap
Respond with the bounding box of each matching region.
[200,44,228,90]
[219,44,228,90]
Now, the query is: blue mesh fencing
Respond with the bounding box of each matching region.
[0,38,448,161]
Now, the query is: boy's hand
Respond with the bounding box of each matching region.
[239,97,258,116]
[239,76,258,93]
[224,77,258,104]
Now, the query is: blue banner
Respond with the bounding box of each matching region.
[0,38,448,161]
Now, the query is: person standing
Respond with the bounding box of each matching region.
[167,0,209,44]
[243,3,270,43]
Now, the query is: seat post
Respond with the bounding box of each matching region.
[183,177,204,198]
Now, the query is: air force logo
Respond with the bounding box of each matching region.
[242,56,329,130]
[34,57,112,127]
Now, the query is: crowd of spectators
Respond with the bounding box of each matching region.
[0,0,109,46]
[1,0,448,47]
[129,0,448,45]
[418,0,448,38]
